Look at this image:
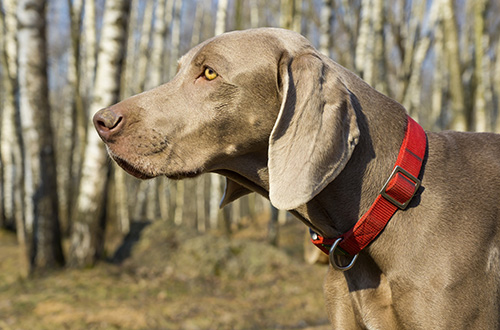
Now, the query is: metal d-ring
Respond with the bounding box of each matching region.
[329,238,359,271]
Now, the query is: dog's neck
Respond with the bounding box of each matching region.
[216,96,408,242]
[308,85,409,239]
[214,72,409,250]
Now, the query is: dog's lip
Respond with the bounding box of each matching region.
[112,155,156,180]
[110,153,202,180]
[166,170,201,180]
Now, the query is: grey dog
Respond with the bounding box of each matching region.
[94,28,500,329]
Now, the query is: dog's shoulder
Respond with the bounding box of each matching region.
[428,130,500,157]
[425,130,500,191]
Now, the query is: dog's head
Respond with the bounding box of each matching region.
[94,28,359,210]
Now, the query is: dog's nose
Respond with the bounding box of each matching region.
[93,107,124,141]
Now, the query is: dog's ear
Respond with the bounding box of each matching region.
[220,178,252,208]
[268,53,360,210]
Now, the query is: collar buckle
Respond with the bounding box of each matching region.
[329,238,359,271]
[380,165,421,210]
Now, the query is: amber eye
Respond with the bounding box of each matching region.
[204,67,218,80]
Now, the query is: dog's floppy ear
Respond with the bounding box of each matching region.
[220,178,252,208]
[268,53,360,210]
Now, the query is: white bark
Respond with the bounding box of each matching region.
[136,0,153,92]
[2,0,17,78]
[0,0,23,239]
[163,0,174,77]
[17,0,44,235]
[372,0,386,94]
[473,0,491,132]
[280,0,291,30]
[402,0,427,78]
[190,1,204,47]
[292,0,302,33]
[77,0,130,212]
[82,0,97,102]
[496,41,500,133]
[158,178,168,221]
[57,0,84,232]
[319,0,332,56]
[250,0,259,28]
[355,0,372,79]
[431,17,445,130]
[439,0,467,130]
[401,36,431,117]
[70,0,130,267]
[147,0,167,89]
[209,174,221,229]
[115,168,129,233]
[168,0,182,78]
[215,0,228,36]
[174,180,184,225]
[196,176,206,232]
[18,0,64,271]
[122,0,140,98]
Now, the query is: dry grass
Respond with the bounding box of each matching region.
[0,218,331,330]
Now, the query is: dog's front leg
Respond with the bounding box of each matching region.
[324,254,403,330]
[323,267,361,329]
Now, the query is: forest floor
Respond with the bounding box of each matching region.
[0,214,332,330]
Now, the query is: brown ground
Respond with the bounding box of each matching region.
[0,216,332,330]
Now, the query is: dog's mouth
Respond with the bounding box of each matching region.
[110,153,203,181]
[166,170,202,180]
[112,155,156,180]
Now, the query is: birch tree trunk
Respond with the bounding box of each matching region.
[249,0,260,28]
[196,176,206,232]
[82,0,97,103]
[401,36,431,118]
[355,0,372,79]
[440,0,467,130]
[57,0,84,233]
[215,0,228,36]
[121,0,139,99]
[2,0,17,79]
[148,0,167,90]
[190,1,204,47]
[0,13,4,228]
[280,0,293,30]
[209,174,221,229]
[72,0,97,205]
[279,0,302,32]
[354,0,386,92]
[371,0,387,94]
[319,0,333,56]
[234,0,243,30]
[135,0,153,93]
[69,0,130,267]
[496,41,500,133]
[268,206,280,246]
[472,0,491,132]
[17,0,64,273]
[169,0,182,78]
[397,0,428,114]
[337,0,358,68]
[0,0,23,237]
[162,0,174,78]
[174,180,184,225]
[292,0,302,33]
[431,17,446,130]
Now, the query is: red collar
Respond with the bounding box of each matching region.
[311,116,427,269]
